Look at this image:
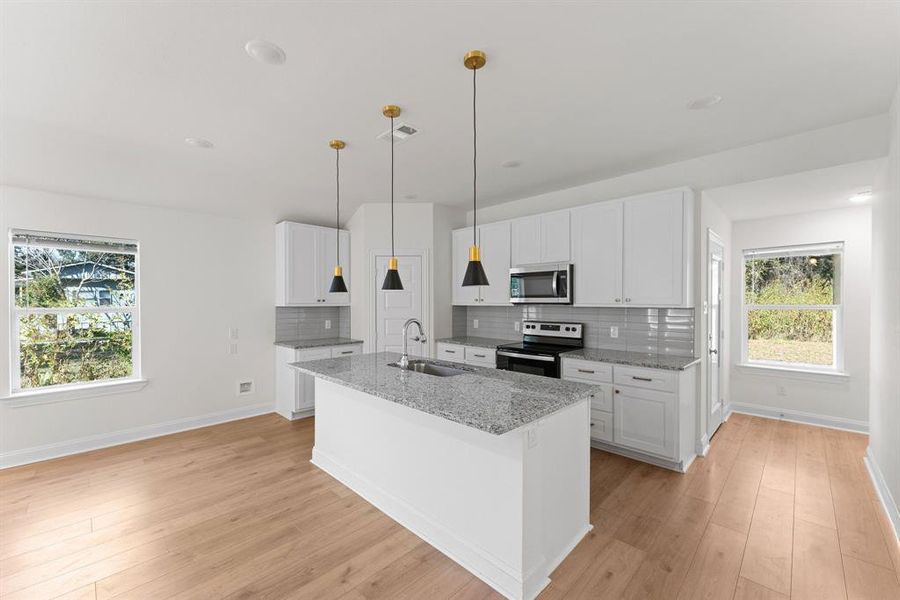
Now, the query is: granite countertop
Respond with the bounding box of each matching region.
[435,336,514,350]
[275,338,364,350]
[562,348,701,371]
[290,352,596,435]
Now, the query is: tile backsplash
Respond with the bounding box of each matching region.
[276,306,351,342]
[456,305,695,356]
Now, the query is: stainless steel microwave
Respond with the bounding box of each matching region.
[509,263,572,304]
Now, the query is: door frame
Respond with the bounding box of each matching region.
[706,229,725,443]
[367,248,431,356]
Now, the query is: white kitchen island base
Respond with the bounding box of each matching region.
[310,378,592,600]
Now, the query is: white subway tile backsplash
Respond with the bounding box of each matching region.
[456,305,695,356]
[276,306,351,342]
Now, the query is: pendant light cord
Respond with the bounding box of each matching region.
[391,115,395,257]
[335,148,340,265]
[472,67,477,247]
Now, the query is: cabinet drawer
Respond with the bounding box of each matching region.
[295,348,332,362]
[330,344,361,358]
[614,365,676,392]
[465,347,496,367]
[562,358,612,384]
[590,409,613,443]
[436,343,465,363]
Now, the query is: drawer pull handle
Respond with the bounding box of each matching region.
[473,354,486,358]
[339,350,353,355]
[632,376,653,382]
[577,368,595,374]
[445,350,456,354]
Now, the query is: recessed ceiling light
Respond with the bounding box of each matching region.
[849,188,872,203]
[185,137,214,148]
[245,40,286,65]
[501,160,522,168]
[687,94,723,110]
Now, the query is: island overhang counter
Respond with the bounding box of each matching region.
[290,352,596,600]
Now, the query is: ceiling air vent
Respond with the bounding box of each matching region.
[377,122,419,143]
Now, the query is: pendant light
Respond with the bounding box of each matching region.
[381,104,404,290]
[328,139,348,293]
[461,50,490,287]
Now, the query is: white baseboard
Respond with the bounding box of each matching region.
[590,440,692,473]
[1,402,274,469]
[312,446,533,600]
[727,402,868,433]
[696,434,711,457]
[864,448,900,541]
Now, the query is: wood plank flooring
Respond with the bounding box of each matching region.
[1,412,898,599]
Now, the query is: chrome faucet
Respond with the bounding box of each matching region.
[399,318,427,369]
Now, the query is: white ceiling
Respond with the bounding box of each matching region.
[704,159,882,222]
[1,1,898,225]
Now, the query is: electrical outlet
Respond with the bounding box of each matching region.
[610,326,619,339]
[514,321,521,332]
[777,384,787,396]
[527,429,538,448]
[325,319,332,330]
[473,319,479,329]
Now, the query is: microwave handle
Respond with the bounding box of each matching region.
[552,271,559,297]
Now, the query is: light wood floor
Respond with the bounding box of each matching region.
[1,413,898,600]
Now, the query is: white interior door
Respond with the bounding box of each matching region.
[375,255,424,355]
[707,234,725,438]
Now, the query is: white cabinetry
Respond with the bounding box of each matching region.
[572,190,693,307]
[571,201,624,305]
[436,342,496,368]
[275,343,362,419]
[451,222,511,306]
[276,221,350,306]
[562,357,697,471]
[511,211,570,266]
[622,190,690,306]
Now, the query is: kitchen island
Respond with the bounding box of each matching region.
[290,352,596,600]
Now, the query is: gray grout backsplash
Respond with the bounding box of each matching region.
[276,306,351,342]
[456,305,696,356]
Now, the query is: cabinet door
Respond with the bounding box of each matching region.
[452,228,480,305]
[319,228,350,306]
[296,348,332,411]
[622,191,685,306]
[571,202,623,305]
[511,216,542,266]
[540,211,571,263]
[613,386,676,458]
[477,221,510,305]
[285,223,320,305]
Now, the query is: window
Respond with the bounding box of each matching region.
[10,230,140,393]
[742,242,843,372]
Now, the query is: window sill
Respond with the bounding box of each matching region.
[2,378,149,407]
[736,363,849,382]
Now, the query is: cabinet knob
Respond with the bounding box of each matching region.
[615,298,621,302]
[625,298,632,303]
[615,389,620,394]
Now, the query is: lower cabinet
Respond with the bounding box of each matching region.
[275,343,362,420]
[562,357,697,471]
[436,343,496,368]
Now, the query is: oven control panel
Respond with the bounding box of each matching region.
[522,321,583,339]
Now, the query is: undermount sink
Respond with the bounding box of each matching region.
[388,359,471,377]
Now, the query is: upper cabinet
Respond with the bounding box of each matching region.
[511,211,570,266]
[571,201,624,305]
[572,190,693,307]
[452,222,511,306]
[276,222,350,306]
[622,190,689,307]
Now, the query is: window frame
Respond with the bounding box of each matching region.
[740,242,844,374]
[7,229,143,396]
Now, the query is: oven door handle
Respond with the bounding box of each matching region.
[497,351,556,362]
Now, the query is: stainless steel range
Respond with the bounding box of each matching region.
[495,321,584,378]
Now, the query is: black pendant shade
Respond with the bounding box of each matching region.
[462,259,489,287]
[329,270,348,293]
[382,263,404,290]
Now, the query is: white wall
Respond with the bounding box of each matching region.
[0,186,274,466]
[698,197,733,443]
[728,207,872,430]
[868,85,900,536]
[347,202,464,353]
